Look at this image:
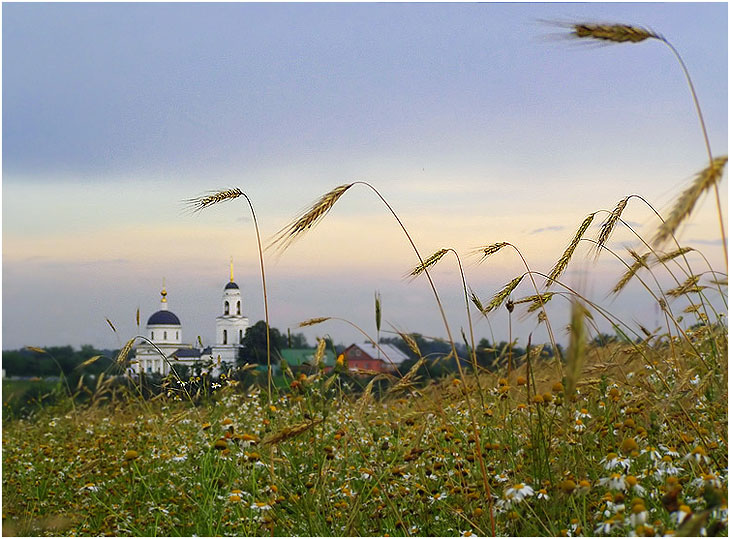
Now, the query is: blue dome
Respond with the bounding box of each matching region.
[147,310,181,326]
[225,281,239,290]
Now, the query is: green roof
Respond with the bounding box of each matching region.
[279,348,335,367]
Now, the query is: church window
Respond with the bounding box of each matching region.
[236,301,241,315]
[176,331,179,340]
[224,301,230,315]
[151,331,155,340]
[164,331,167,340]
[239,329,243,343]
[223,329,228,345]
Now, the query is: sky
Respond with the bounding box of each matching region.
[2,2,728,353]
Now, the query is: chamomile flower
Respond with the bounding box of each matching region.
[575,408,592,420]
[598,473,627,491]
[673,504,692,525]
[504,483,534,503]
[250,501,271,511]
[601,452,632,472]
[536,488,549,500]
[685,446,710,464]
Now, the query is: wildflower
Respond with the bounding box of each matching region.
[532,394,544,405]
[552,381,564,393]
[428,492,448,503]
[574,419,586,432]
[460,530,474,537]
[576,479,591,494]
[620,437,639,455]
[601,452,631,472]
[537,488,549,500]
[504,483,534,503]
[674,504,692,525]
[625,475,646,496]
[213,439,228,451]
[494,472,510,483]
[171,454,187,462]
[685,446,710,464]
[575,408,591,419]
[630,500,648,526]
[251,501,271,511]
[560,479,576,494]
[78,483,100,493]
[598,473,627,491]
[693,472,722,489]
[123,450,139,462]
[595,516,618,535]
[516,376,527,386]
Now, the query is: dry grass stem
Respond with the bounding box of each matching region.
[612,250,650,295]
[595,197,628,257]
[546,213,595,287]
[409,249,449,277]
[270,184,354,251]
[185,188,243,213]
[486,275,524,313]
[565,301,587,398]
[654,156,728,246]
[572,23,659,43]
[261,419,324,446]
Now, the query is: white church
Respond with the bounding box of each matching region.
[133,261,249,376]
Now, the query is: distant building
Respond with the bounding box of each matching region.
[279,348,335,373]
[133,261,249,376]
[342,343,409,373]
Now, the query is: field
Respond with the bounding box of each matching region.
[2,21,728,538]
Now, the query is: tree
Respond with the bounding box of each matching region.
[240,321,286,365]
[286,330,309,349]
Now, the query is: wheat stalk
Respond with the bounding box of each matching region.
[409,248,449,277]
[667,275,702,298]
[261,419,324,446]
[486,275,524,313]
[654,157,728,246]
[571,23,660,43]
[185,188,243,212]
[299,317,331,327]
[654,247,695,265]
[184,186,274,403]
[595,197,629,257]
[269,184,354,251]
[546,213,595,287]
[612,250,650,295]
[472,242,509,263]
[565,301,587,398]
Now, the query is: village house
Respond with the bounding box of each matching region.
[342,342,410,373]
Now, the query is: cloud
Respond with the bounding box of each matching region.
[685,238,724,246]
[528,225,565,235]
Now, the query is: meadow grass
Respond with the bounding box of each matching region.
[2,19,728,537]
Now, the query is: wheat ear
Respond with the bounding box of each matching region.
[654,157,728,247]
[595,197,628,257]
[612,250,650,295]
[269,184,354,251]
[185,188,243,212]
[571,23,660,43]
[546,213,595,287]
[486,275,524,313]
[409,248,449,278]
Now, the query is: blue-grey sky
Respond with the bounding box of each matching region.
[3,2,727,352]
